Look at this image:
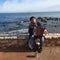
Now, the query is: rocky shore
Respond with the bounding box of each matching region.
[0,33,60,48]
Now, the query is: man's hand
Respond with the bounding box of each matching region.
[43,29,48,36]
[32,35,34,37]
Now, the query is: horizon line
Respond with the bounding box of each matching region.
[0,11,60,13]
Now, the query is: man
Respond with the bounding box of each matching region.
[28,16,47,52]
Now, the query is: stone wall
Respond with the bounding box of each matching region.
[0,33,60,48]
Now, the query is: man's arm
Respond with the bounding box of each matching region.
[28,24,34,38]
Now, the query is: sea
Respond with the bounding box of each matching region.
[0,12,60,33]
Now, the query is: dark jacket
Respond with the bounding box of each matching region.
[28,22,42,39]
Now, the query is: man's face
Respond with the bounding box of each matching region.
[31,18,37,24]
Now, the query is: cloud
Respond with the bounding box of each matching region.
[0,0,60,13]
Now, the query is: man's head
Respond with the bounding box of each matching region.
[30,16,37,24]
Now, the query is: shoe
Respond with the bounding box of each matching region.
[34,51,38,57]
[38,49,42,53]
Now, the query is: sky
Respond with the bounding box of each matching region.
[0,0,60,13]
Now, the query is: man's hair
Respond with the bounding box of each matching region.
[30,16,36,21]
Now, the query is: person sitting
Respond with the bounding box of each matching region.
[28,16,48,52]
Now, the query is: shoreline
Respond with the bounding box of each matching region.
[0,33,60,39]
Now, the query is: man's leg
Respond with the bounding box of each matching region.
[39,37,44,52]
[42,37,44,47]
[28,36,37,50]
[28,36,34,49]
[40,37,42,49]
[33,36,37,52]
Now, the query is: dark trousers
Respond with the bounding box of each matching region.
[29,35,44,51]
[33,36,43,50]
